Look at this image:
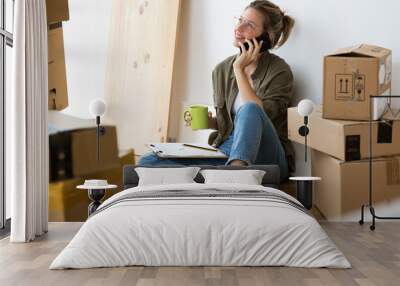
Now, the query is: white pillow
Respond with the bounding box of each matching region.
[200,169,266,185]
[135,167,201,186]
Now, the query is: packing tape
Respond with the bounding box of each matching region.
[386,158,400,185]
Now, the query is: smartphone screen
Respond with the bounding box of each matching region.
[240,33,271,54]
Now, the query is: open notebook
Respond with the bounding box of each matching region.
[147,143,228,158]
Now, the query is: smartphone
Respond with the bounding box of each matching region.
[240,33,271,54]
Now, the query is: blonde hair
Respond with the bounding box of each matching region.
[247,0,295,49]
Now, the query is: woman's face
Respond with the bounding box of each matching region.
[233,7,265,48]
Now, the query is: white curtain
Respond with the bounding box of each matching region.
[9,0,49,242]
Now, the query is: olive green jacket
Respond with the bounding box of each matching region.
[208,51,296,173]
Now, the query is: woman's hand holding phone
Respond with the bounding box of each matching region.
[233,38,263,71]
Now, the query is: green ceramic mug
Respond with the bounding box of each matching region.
[183,105,209,130]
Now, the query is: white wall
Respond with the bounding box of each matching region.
[60,0,400,150]
[169,0,400,174]
[169,0,400,221]
[61,0,112,119]
[57,0,400,220]
[169,0,250,145]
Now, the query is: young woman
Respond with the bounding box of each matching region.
[138,0,295,182]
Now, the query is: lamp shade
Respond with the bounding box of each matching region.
[297,99,314,117]
[89,99,107,117]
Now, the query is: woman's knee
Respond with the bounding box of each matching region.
[235,102,267,129]
[237,102,264,116]
[237,102,278,131]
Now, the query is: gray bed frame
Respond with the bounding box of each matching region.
[123,165,281,189]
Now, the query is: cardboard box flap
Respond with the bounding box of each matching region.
[327,44,364,57]
[327,44,391,59]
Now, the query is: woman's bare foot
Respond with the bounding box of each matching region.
[229,159,248,166]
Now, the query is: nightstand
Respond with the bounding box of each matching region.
[77,180,117,216]
[289,177,321,210]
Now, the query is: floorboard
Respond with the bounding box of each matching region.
[0,222,399,286]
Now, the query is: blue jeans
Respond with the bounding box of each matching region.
[138,102,289,181]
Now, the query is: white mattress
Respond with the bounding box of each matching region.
[50,183,351,269]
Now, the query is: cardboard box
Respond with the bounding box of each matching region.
[288,106,400,161]
[46,0,70,23]
[311,150,400,221]
[71,127,120,176]
[48,177,90,222]
[49,149,136,222]
[323,44,392,121]
[50,126,120,181]
[48,22,68,110]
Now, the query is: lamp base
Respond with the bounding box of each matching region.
[298,125,309,136]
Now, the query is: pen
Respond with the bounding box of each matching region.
[182,143,218,152]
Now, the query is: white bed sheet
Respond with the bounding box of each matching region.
[50,183,351,269]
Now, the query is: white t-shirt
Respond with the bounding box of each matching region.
[232,92,245,115]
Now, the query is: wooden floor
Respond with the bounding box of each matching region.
[0,222,399,286]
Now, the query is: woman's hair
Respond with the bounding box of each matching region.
[246,0,295,49]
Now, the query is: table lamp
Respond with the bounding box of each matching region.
[290,99,320,210]
[89,99,107,162]
[297,99,314,162]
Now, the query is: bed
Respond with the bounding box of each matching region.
[50,165,350,269]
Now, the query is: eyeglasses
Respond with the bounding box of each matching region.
[234,16,258,31]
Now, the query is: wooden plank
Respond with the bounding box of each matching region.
[104,0,181,155]
[2,222,400,285]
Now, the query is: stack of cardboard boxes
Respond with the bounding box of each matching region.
[47,0,69,110]
[49,125,136,222]
[49,126,120,181]
[288,44,400,221]
[49,149,136,222]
